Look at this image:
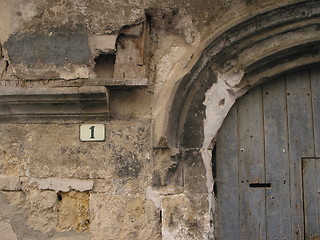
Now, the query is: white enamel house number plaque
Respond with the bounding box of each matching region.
[80,124,105,141]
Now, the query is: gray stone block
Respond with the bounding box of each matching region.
[4,34,91,67]
[0,176,21,191]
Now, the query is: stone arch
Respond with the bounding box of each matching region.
[168,0,320,149]
[163,0,320,238]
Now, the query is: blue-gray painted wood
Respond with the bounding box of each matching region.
[216,67,320,239]
[311,68,320,156]
[302,158,318,238]
[305,67,320,239]
[316,159,320,237]
[237,86,266,240]
[216,106,240,239]
[286,69,314,239]
[262,77,291,239]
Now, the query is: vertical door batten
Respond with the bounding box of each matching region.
[311,68,320,156]
[308,67,320,238]
[216,106,240,239]
[302,158,319,238]
[238,86,266,240]
[263,76,291,239]
[286,69,314,239]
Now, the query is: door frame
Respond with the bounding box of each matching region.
[156,1,320,238]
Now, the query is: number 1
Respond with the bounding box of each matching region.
[89,126,95,139]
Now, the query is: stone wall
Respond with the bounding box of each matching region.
[0,121,159,240]
[0,0,317,239]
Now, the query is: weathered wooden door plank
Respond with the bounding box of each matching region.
[286,69,314,239]
[316,159,320,236]
[306,67,320,238]
[262,76,291,239]
[237,86,266,240]
[216,106,240,239]
[311,68,320,156]
[302,158,318,238]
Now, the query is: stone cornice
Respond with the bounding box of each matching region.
[0,78,148,88]
[0,86,109,123]
[0,78,148,123]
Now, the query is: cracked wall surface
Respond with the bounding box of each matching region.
[0,0,318,239]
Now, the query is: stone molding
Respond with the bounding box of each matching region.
[0,78,148,88]
[0,86,109,123]
[0,77,148,123]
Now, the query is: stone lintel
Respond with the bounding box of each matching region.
[33,177,94,192]
[0,78,148,88]
[89,35,117,52]
[0,86,109,123]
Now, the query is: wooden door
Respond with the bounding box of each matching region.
[215,67,320,240]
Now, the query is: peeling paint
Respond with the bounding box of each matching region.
[202,69,245,239]
[203,70,244,149]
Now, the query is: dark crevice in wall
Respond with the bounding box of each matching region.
[212,146,217,197]
[57,192,63,201]
[94,53,116,78]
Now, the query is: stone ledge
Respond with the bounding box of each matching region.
[32,177,94,192]
[0,78,148,88]
[0,86,109,123]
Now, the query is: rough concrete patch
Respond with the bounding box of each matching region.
[173,9,200,46]
[89,35,117,53]
[33,178,94,192]
[114,151,143,178]
[151,148,184,191]
[89,192,161,240]
[162,194,209,240]
[146,186,162,209]
[0,220,18,240]
[0,175,21,191]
